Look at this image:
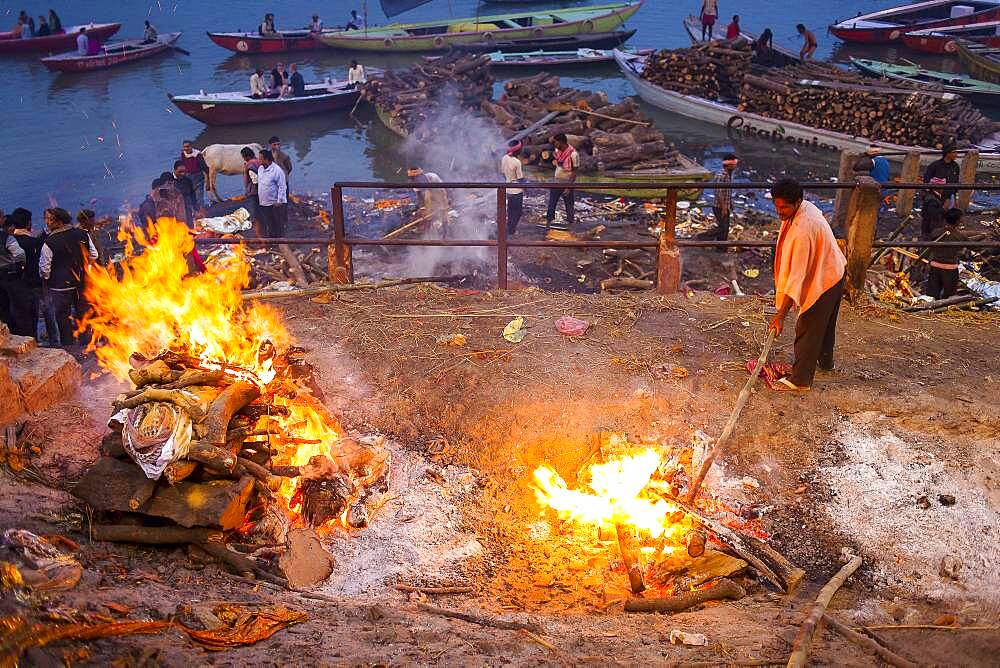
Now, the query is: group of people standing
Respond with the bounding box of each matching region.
[698,1,817,61]
[11,9,61,38]
[0,206,99,347]
[240,139,292,239]
[498,133,579,236]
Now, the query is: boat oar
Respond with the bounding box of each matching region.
[171,45,191,56]
[545,101,650,127]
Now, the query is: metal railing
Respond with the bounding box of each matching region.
[312,179,1000,293]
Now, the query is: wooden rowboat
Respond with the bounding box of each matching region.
[955,38,1000,83]
[207,28,344,54]
[169,81,360,126]
[901,19,1000,54]
[681,15,799,66]
[452,30,636,53]
[426,45,652,68]
[613,49,1000,173]
[0,22,120,54]
[319,1,643,53]
[41,32,181,72]
[374,105,709,200]
[830,0,1000,45]
[850,56,1000,103]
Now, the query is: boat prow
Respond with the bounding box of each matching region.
[830,1,1000,44]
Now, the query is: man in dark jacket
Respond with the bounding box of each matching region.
[0,210,27,332]
[138,179,159,228]
[172,161,197,227]
[39,208,98,346]
[8,208,48,338]
[926,208,966,300]
[924,144,960,208]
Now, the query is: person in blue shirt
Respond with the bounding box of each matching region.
[865,145,890,183]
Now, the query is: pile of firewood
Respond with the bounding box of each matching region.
[247,247,329,287]
[489,73,684,173]
[361,53,494,139]
[72,348,389,583]
[739,62,1000,148]
[641,47,719,99]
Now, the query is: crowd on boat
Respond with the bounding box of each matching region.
[254,9,368,36]
[697,0,818,60]
[9,9,62,38]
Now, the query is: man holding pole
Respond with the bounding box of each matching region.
[768,179,847,392]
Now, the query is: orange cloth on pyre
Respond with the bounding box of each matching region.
[773,200,846,315]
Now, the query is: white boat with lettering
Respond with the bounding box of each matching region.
[613,49,1000,173]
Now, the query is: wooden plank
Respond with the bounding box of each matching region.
[508,110,560,144]
[845,177,882,303]
[958,149,979,210]
[895,151,922,217]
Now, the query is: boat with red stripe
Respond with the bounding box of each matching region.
[830,0,1000,44]
[0,22,120,54]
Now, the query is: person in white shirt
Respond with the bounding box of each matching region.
[249,68,268,98]
[256,149,288,238]
[348,60,366,88]
[309,15,323,33]
[347,10,365,30]
[76,28,89,55]
[500,140,525,235]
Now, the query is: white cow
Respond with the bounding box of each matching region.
[201,143,264,203]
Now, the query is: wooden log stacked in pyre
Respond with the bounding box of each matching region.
[247,247,329,287]
[492,73,685,174]
[739,61,1000,148]
[73,347,389,583]
[361,53,494,139]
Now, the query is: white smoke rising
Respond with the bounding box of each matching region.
[399,86,508,279]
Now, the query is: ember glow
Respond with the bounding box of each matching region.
[82,217,341,516]
[533,447,693,551]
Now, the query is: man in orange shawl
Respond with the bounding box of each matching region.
[768,179,847,391]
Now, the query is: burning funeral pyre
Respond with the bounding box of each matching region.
[532,434,804,610]
[71,218,388,584]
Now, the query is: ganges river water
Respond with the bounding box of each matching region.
[1,0,978,215]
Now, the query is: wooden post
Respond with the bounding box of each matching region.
[656,188,680,294]
[844,177,881,304]
[328,185,353,284]
[833,150,861,232]
[496,186,508,290]
[957,149,979,210]
[895,151,921,217]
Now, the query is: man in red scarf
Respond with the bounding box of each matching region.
[546,133,578,231]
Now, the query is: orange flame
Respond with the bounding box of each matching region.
[82,217,342,517]
[533,443,693,554]
[82,218,288,382]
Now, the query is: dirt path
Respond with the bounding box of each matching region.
[2,288,998,665]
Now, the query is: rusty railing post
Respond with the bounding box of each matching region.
[844,177,881,304]
[958,149,979,210]
[656,188,680,294]
[895,150,921,217]
[496,186,508,290]
[328,185,353,284]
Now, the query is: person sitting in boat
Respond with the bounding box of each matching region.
[35,15,51,37]
[753,28,774,66]
[348,60,366,88]
[725,14,740,40]
[797,24,817,60]
[289,63,306,97]
[143,20,158,44]
[48,9,62,33]
[259,13,276,36]
[86,32,103,56]
[346,9,365,31]
[250,67,269,99]
[271,63,291,97]
[309,15,323,33]
[18,11,34,37]
[12,18,27,39]
[76,28,89,55]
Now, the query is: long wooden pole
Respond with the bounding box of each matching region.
[786,553,863,668]
[687,329,776,502]
[822,614,917,668]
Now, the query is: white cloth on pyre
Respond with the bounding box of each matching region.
[109,401,194,480]
[197,207,253,234]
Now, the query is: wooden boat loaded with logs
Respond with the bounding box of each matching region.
[168,81,360,126]
[318,1,643,52]
[41,32,182,72]
[682,15,800,66]
[829,0,1000,44]
[613,49,1000,173]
